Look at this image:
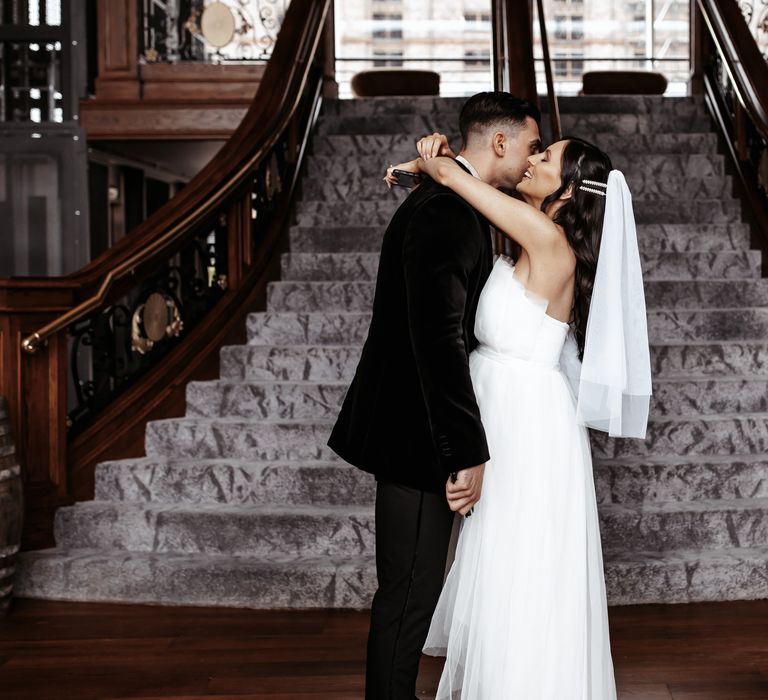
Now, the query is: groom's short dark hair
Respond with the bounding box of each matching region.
[459,92,541,148]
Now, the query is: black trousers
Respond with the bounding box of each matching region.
[365,480,456,700]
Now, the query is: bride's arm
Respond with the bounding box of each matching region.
[383,132,456,188]
[419,156,563,255]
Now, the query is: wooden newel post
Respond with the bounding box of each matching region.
[0,295,73,549]
[0,395,24,615]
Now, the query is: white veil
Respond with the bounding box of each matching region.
[560,170,652,439]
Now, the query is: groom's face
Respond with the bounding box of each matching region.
[498,117,541,190]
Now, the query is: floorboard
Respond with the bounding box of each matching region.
[1,598,768,698]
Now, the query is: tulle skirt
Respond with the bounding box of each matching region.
[423,348,617,699]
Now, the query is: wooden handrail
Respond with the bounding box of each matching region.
[697,0,768,141]
[19,0,331,354]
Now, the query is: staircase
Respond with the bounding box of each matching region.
[16,95,768,608]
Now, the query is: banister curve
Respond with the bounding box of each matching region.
[697,0,768,140]
[21,0,331,354]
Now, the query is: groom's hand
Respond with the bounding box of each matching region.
[446,463,485,516]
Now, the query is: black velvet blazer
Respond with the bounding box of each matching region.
[327,162,494,494]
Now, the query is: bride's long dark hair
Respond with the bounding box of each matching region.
[540,137,613,360]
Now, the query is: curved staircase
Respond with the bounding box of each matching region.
[16,94,768,608]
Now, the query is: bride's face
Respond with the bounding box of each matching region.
[517,140,568,205]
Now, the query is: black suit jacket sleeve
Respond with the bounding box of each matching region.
[402,192,490,476]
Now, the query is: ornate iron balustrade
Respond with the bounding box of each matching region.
[65,217,228,434]
[140,0,289,64]
[738,0,768,60]
[61,62,317,434]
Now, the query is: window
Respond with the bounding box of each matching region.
[571,15,583,40]
[554,15,567,40]
[373,49,403,67]
[372,12,402,39]
[571,52,584,76]
[464,48,490,67]
[464,12,491,23]
[554,52,568,76]
[554,14,584,41]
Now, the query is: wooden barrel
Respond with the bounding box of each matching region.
[0,397,23,616]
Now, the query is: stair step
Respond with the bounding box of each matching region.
[220,344,365,382]
[267,279,768,313]
[49,494,768,562]
[320,95,704,118]
[53,501,376,559]
[321,96,466,116]
[144,414,768,461]
[186,377,768,420]
[294,198,741,226]
[290,224,750,254]
[245,309,768,345]
[307,153,726,180]
[604,545,768,605]
[221,342,768,382]
[300,174,732,203]
[314,112,713,137]
[145,418,340,461]
[595,455,768,505]
[93,454,768,509]
[94,458,375,506]
[600,496,768,553]
[186,380,348,420]
[16,543,768,608]
[15,548,375,608]
[311,132,719,157]
[592,414,768,460]
[281,252,762,285]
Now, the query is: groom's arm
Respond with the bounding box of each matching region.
[402,193,490,477]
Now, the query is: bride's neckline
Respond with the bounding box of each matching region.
[496,256,570,329]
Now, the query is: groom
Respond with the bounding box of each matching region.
[327,92,541,699]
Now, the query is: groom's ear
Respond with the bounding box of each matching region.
[492,131,506,157]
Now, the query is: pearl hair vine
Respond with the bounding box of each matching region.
[579,179,608,196]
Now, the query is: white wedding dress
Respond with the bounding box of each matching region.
[423,254,617,699]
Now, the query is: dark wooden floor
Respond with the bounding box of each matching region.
[1,598,768,699]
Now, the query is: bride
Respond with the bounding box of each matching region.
[385,133,651,698]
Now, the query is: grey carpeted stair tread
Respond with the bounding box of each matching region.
[219,342,768,382]
[245,309,768,345]
[15,548,376,608]
[183,377,768,420]
[289,223,750,254]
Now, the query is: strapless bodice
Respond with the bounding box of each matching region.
[474,256,570,370]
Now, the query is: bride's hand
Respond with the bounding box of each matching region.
[383,158,421,189]
[417,155,460,187]
[416,132,455,159]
